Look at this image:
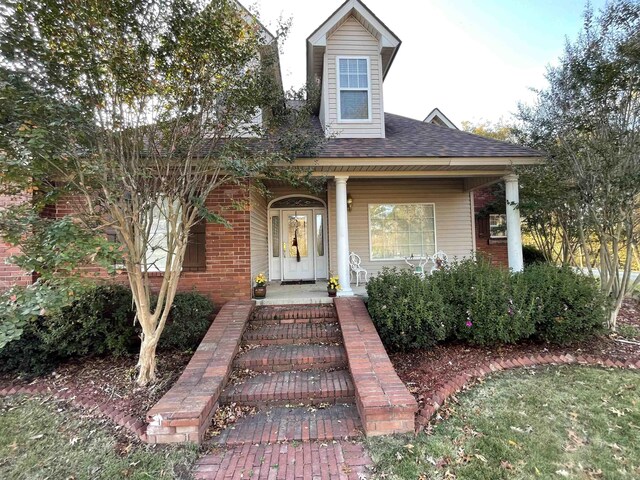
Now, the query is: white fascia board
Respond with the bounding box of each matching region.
[307,0,399,48]
[293,156,544,168]
[424,108,458,130]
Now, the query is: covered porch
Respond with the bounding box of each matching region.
[251,168,530,302]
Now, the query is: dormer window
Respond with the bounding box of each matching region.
[337,57,371,122]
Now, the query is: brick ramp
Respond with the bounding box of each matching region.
[146,301,253,444]
[335,297,418,436]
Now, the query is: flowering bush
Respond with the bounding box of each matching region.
[366,259,606,351]
[428,259,536,345]
[254,273,267,287]
[327,275,341,290]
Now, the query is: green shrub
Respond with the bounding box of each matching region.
[0,283,138,377]
[366,259,605,352]
[158,291,214,351]
[41,283,138,357]
[366,268,447,352]
[430,259,537,345]
[522,264,606,344]
[0,319,55,377]
[522,245,547,265]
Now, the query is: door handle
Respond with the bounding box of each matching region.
[283,242,287,257]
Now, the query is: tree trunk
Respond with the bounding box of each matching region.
[137,334,159,386]
[608,301,622,331]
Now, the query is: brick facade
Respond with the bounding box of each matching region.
[474,186,508,267]
[0,185,253,307]
[0,194,33,289]
[150,184,253,305]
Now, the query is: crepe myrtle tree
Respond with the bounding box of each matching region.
[515,0,640,329]
[0,0,322,385]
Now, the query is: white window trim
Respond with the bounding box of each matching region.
[336,55,372,123]
[146,198,183,273]
[367,202,438,262]
[489,213,507,239]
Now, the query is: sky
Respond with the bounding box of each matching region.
[251,0,608,126]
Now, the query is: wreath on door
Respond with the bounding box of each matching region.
[292,227,301,262]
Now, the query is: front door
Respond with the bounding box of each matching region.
[282,209,314,280]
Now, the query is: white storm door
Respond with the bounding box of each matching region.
[282,210,314,280]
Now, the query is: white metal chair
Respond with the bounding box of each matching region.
[430,250,449,274]
[404,254,429,279]
[349,252,368,286]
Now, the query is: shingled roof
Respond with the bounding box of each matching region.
[316,113,542,159]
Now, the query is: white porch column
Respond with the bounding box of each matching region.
[334,176,353,296]
[504,174,524,272]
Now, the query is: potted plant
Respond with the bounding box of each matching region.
[253,273,267,299]
[327,275,341,297]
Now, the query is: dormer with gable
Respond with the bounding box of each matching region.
[307,0,401,138]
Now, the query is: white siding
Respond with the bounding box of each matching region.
[250,188,269,280]
[324,16,385,138]
[328,179,474,278]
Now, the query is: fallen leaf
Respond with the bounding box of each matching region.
[500,460,514,470]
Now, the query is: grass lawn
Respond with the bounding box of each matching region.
[0,395,197,479]
[367,366,640,479]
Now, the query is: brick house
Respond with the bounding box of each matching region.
[0,0,540,306]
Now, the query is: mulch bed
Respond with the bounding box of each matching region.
[1,299,638,440]
[390,298,640,412]
[0,351,191,423]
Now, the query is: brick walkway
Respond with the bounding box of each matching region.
[195,441,371,480]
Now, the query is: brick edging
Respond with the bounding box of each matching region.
[0,384,147,440]
[416,353,640,431]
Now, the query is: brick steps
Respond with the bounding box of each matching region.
[213,303,362,449]
[214,403,362,445]
[234,344,347,372]
[249,304,337,325]
[221,370,355,406]
[243,322,342,344]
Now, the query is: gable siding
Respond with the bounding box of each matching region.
[328,179,474,279]
[325,16,384,139]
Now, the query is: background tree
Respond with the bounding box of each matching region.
[515,0,640,328]
[0,0,320,384]
[461,118,516,143]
